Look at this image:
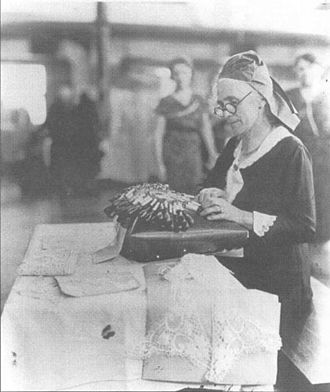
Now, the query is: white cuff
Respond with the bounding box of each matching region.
[253,211,277,237]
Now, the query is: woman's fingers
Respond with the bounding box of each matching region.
[198,188,225,204]
[202,198,226,210]
[200,203,224,216]
[206,213,224,221]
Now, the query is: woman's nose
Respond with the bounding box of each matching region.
[223,110,232,119]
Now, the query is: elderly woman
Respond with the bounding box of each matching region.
[199,51,316,317]
[155,57,218,194]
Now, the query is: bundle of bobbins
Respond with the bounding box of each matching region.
[104,183,201,232]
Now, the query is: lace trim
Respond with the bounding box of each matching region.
[253,211,277,237]
[207,306,282,383]
[131,254,281,383]
[138,309,211,370]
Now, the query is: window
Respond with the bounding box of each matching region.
[1,62,47,126]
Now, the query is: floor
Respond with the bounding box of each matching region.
[1,175,330,391]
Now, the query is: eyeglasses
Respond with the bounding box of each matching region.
[213,91,252,118]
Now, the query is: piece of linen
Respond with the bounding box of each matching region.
[38,222,119,254]
[16,249,78,276]
[1,223,147,391]
[55,268,140,297]
[93,222,127,264]
[1,287,146,391]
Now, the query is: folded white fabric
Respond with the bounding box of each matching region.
[17,249,78,276]
[93,222,127,264]
[55,269,140,297]
[137,254,281,384]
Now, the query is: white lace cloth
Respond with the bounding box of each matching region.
[133,254,282,384]
[225,127,294,237]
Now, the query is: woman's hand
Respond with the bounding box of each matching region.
[200,197,240,222]
[199,197,253,229]
[197,187,227,204]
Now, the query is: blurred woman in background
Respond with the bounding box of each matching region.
[71,91,102,194]
[99,59,157,184]
[45,85,76,196]
[154,57,218,194]
[287,53,330,245]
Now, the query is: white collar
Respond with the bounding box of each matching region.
[233,126,294,170]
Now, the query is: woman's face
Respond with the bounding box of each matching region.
[172,63,193,89]
[215,78,262,138]
[294,59,323,88]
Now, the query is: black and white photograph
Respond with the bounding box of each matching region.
[1,0,330,391]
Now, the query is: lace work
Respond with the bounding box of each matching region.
[253,211,277,237]
[207,306,282,383]
[133,254,281,383]
[141,309,211,370]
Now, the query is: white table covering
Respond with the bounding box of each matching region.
[1,223,275,391]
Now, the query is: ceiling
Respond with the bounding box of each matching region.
[2,0,330,37]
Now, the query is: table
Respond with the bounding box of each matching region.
[1,223,279,391]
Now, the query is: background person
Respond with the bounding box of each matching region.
[98,59,157,184]
[199,51,316,322]
[154,57,218,194]
[45,85,76,196]
[286,53,330,244]
[71,91,102,194]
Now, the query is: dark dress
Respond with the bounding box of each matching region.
[204,134,316,313]
[21,128,50,197]
[46,101,76,193]
[286,87,330,242]
[71,94,102,189]
[156,94,208,194]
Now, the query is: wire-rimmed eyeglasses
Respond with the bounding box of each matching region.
[213,91,252,118]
